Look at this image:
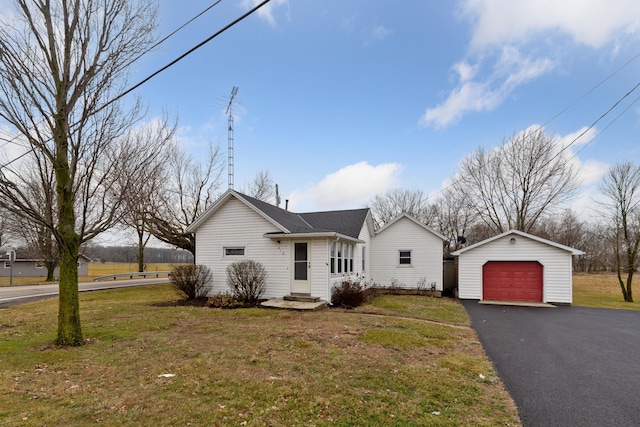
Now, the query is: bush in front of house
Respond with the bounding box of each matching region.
[331,278,367,308]
[226,260,267,304]
[208,292,243,309]
[169,264,213,300]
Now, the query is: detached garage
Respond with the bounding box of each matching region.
[452,230,584,304]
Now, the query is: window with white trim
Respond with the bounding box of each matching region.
[348,245,353,272]
[330,243,336,274]
[35,261,44,268]
[4,261,9,268]
[224,247,245,257]
[330,242,355,275]
[399,250,412,265]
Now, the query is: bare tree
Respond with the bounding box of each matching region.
[452,127,580,234]
[242,170,275,202]
[0,205,13,249]
[2,152,61,280]
[370,188,437,229]
[0,0,159,346]
[117,117,175,272]
[434,187,479,255]
[599,161,640,302]
[147,141,225,255]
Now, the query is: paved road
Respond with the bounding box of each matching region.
[0,277,170,308]
[462,301,640,427]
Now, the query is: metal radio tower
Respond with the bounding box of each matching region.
[226,86,239,189]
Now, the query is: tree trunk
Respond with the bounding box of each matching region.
[53,113,83,346]
[625,270,634,302]
[55,242,82,346]
[45,261,57,282]
[137,242,145,273]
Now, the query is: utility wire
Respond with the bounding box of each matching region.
[0,0,271,170]
[550,79,640,162]
[0,0,227,154]
[99,0,271,116]
[130,0,225,65]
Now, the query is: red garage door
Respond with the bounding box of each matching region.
[482,261,543,302]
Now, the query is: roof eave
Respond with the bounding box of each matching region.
[263,232,364,243]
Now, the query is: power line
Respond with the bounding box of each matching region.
[99,0,271,115]
[0,0,227,155]
[0,0,271,170]
[130,0,225,66]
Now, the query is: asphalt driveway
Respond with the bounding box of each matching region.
[462,301,640,427]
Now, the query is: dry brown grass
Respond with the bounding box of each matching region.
[573,272,640,310]
[0,286,521,426]
[0,262,180,286]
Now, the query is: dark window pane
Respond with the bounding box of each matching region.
[295,243,308,261]
[294,261,307,280]
[399,250,411,264]
[225,247,245,256]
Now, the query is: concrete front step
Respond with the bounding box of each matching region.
[261,298,327,311]
[283,294,321,303]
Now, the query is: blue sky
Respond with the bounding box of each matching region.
[13,0,640,217]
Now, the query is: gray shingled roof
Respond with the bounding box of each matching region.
[236,192,369,239]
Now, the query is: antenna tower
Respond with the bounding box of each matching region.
[226,86,239,189]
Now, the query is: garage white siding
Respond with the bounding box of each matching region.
[455,232,579,304]
[370,215,444,291]
[194,197,290,299]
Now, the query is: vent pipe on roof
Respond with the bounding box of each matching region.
[285,199,289,211]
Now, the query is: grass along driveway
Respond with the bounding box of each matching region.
[0,285,519,426]
[573,272,640,310]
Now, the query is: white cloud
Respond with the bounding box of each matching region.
[371,25,392,41]
[287,161,403,211]
[460,0,640,50]
[241,0,289,27]
[420,47,554,128]
[556,126,610,186]
[421,0,640,129]
[452,61,477,83]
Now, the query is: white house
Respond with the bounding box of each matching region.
[369,213,446,291]
[186,190,445,303]
[452,230,584,304]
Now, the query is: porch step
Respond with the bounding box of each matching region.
[261,298,327,311]
[283,294,321,303]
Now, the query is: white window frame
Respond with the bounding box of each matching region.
[330,242,336,274]
[362,246,366,272]
[330,242,356,275]
[398,250,412,266]
[4,261,9,268]
[223,247,246,257]
[35,260,44,268]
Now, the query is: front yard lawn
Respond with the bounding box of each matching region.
[0,285,520,426]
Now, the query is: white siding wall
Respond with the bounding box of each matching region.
[370,218,443,291]
[457,234,573,303]
[194,198,290,299]
[310,239,330,301]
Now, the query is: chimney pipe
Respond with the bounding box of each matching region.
[285,199,289,211]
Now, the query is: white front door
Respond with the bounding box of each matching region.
[291,241,311,294]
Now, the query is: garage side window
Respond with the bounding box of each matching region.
[399,250,412,265]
